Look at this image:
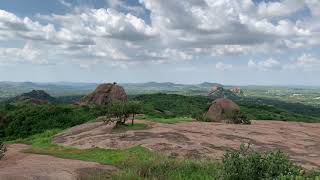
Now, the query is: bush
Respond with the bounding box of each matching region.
[0,141,6,160]
[225,110,251,124]
[193,112,211,122]
[222,144,301,180]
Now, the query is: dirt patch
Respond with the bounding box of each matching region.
[0,144,117,180]
[54,120,320,170]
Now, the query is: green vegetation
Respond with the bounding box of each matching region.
[139,115,194,124]
[238,98,320,122]
[1,92,320,142]
[131,93,210,118]
[9,130,319,180]
[0,101,144,141]
[2,83,320,178]
[223,144,300,180]
[224,110,251,125]
[0,140,5,159]
[94,101,143,127]
[131,93,320,123]
[111,123,149,133]
[0,104,97,140]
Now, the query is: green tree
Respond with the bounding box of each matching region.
[127,101,142,125]
[110,102,125,126]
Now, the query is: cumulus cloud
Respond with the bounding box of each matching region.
[215,62,233,71]
[0,43,48,65]
[248,58,282,71]
[257,0,305,18]
[284,54,320,71]
[0,0,319,68]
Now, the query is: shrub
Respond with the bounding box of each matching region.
[193,113,211,122]
[222,144,301,180]
[225,110,251,124]
[0,141,6,160]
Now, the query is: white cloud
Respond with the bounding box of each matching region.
[0,0,319,69]
[284,54,320,71]
[215,62,233,71]
[248,58,281,71]
[257,0,305,18]
[211,45,251,56]
[106,0,146,16]
[0,42,48,65]
[59,0,72,8]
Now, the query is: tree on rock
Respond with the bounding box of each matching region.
[103,101,143,127]
[110,101,129,127]
[127,101,142,125]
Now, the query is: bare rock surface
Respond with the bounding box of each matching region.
[54,120,320,170]
[79,83,127,106]
[0,144,116,180]
[205,98,240,122]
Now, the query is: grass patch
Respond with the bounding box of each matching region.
[112,123,149,133]
[138,115,194,124]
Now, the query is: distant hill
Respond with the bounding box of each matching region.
[2,81,319,100]
[9,90,56,104]
[0,81,224,98]
[0,82,98,98]
[19,90,56,102]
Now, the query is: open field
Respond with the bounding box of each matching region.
[54,120,320,170]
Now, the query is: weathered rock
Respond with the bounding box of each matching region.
[205,98,240,122]
[79,83,127,106]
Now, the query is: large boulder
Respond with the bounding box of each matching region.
[204,98,240,122]
[79,83,128,106]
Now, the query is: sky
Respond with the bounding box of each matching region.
[0,0,319,85]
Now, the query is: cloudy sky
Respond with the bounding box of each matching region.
[0,0,319,85]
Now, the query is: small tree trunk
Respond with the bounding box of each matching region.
[132,113,135,125]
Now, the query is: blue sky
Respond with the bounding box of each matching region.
[0,0,319,85]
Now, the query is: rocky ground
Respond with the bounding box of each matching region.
[54,120,320,170]
[0,144,116,180]
[1,120,319,180]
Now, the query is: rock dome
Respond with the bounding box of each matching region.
[205,98,240,122]
[79,83,127,106]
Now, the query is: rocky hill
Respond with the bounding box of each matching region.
[79,83,128,106]
[12,90,56,104]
